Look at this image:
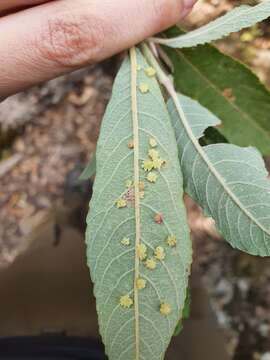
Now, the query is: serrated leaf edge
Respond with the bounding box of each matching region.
[152,1,270,48]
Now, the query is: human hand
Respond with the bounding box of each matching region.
[0,0,196,99]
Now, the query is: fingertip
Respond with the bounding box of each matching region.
[149,0,194,31]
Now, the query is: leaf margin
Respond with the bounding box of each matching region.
[152,1,270,48]
[167,92,270,257]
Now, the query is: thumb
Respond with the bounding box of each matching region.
[0,0,197,97]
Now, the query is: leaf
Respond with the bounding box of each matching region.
[201,127,228,146]
[173,287,191,336]
[79,154,96,180]
[153,1,270,48]
[163,27,270,155]
[86,48,192,360]
[168,93,270,257]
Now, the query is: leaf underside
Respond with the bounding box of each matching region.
[168,94,270,256]
[86,49,192,360]
[154,1,270,48]
[163,27,270,155]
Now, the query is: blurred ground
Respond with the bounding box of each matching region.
[0,64,114,264]
[0,0,270,359]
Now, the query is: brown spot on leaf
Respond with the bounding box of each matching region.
[128,140,134,149]
[154,213,163,224]
[222,88,236,102]
[123,187,135,204]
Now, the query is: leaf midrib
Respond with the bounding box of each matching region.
[130,47,140,360]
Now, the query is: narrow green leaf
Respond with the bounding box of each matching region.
[173,320,183,337]
[79,154,96,180]
[173,287,191,336]
[201,127,228,146]
[86,48,192,360]
[163,27,270,155]
[153,1,270,48]
[168,93,270,256]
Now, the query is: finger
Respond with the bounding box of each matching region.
[0,0,49,12]
[0,0,196,98]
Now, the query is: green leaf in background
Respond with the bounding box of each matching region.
[168,93,270,256]
[200,127,228,146]
[86,48,192,360]
[163,27,270,155]
[153,1,270,48]
[173,287,191,336]
[79,154,96,180]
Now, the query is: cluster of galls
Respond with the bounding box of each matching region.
[116,67,177,317]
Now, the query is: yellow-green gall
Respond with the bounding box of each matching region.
[144,258,157,270]
[166,235,177,247]
[152,158,164,170]
[136,278,146,290]
[149,137,157,147]
[125,179,133,188]
[147,172,158,183]
[139,191,145,199]
[116,198,127,208]
[119,295,133,308]
[160,303,172,316]
[121,237,130,246]
[148,149,159,160]
[145,67,156,77]
[137,65,142,71]
[142,159,154,172]
[137,243,147,261]
[154,246,166,261]
[139,83,149,94]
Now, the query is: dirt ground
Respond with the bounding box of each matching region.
[0,0,270,359]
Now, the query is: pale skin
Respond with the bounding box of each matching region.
[0,0,196,100]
